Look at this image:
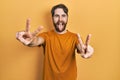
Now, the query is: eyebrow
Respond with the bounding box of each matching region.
[54,13,67,16]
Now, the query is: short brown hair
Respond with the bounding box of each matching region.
[51,4,68,17]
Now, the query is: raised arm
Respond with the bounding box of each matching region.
[16,18,44,47]
[76,33,94,58]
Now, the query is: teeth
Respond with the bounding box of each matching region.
[59,22,62,25]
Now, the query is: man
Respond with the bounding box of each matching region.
[16,4,94,80]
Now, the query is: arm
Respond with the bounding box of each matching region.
[16,18,44,47]
[27,36,44,47]
[76,34,94,59]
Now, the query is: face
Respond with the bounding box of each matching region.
[52,8,68,32]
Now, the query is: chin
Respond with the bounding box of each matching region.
[54,24,66,32]
[57,28,65,32]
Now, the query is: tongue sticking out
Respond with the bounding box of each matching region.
[55,21,66,32]
[58,23,63,30]
[58,22,64,30]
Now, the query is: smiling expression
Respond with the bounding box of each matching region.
[52,8,68,33]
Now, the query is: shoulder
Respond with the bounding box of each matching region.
[67,31,79,41]
[67,30,77,37]
[37,30,55,39]
[38,30,54,35]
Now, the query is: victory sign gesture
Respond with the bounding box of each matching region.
[16,18,43,46]
[77,33,94,58]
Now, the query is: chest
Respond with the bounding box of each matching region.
[46,35,77,52]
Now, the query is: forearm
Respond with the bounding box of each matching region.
[27,36,44,47]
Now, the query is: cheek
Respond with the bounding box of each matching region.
[63,17,68,23]
[53,18,58,23]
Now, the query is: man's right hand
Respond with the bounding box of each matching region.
[16,18,43,45]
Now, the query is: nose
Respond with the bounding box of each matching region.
[59,16,62,21]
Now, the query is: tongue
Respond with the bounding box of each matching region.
[58,23,63,30]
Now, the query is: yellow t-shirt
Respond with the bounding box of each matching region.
[38,30,79,80]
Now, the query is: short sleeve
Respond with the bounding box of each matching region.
[75,34,79,47]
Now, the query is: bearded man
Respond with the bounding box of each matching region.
[16,4,94,80]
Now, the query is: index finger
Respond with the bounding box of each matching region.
[85,34,91,46]
[77,33,83,45]
[26,18,31,32]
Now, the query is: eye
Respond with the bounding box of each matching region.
[54,14,59,18]
[62,14,67,17]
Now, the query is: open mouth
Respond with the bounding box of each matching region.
[56,21,65,26]
[54,21,67,32]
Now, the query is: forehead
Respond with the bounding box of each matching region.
[54,8,66,15]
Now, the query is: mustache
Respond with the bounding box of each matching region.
[56,21,66,25]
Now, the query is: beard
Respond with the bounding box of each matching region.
[53,20,67,32]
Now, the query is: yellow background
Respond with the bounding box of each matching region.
[0,0,120,80]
